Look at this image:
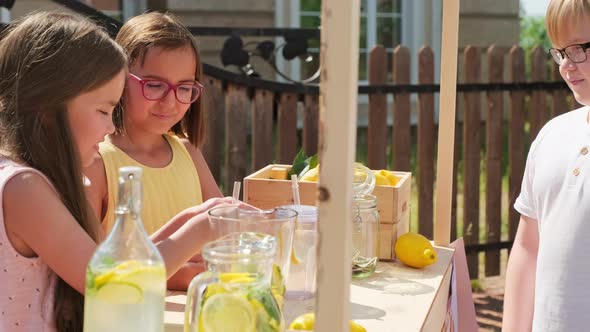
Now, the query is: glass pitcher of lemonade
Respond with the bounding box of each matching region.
[185,232,284,332]
[207,206,296,309]
[83,167,166,332]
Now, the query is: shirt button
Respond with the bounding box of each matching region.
[573,168,581,176]
[582,147,589,155]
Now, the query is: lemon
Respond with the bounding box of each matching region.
[92,261,165,292]
[373,170,390,186]
[219,272,257,284]
[291,246,302,265]
[92,260,142,288]
[113,265,166,292]
[288,313,367,332]
[300,166,319,182]
[395,232,437,268]
[373,170,400,186]
[94,270,116,289]
[383,170,400,186]
[95,282,143,304]
[203,283,227,302]
[269,166,289,180]
[201,293,256,332]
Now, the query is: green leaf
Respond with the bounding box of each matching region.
[288,149,307,177]
[100,256,116,267]
[307,154,319,170]
[247,288,280,323]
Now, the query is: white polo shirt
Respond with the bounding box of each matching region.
[515,106,590,332]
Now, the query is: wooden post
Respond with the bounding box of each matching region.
[434,0,460,247]
[315,0,360,331]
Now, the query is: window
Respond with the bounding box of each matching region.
[299,0,402,82]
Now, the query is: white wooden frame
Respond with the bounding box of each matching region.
[315,0,459,330]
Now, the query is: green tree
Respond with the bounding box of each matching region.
[520,16,552,79]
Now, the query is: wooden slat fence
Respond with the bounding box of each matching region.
[201,43,573,278]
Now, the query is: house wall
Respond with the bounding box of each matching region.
[10,0,117,18]
[166,0,276,76]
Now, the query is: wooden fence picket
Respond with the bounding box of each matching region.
[368,45,388,170]
[509,46,526,242]
[224,83,250,196]
[278,93,299,164]
[417,46,435,239]
[201,76,224,183]
[485,45,503,277]
[530,46,547,140]
[251,90,274,171]
[463,46,481,278]
[392,45,411,171]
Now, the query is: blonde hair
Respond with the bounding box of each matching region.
[546,0,590,46]
[114,12,205,146]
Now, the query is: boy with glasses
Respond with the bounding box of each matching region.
[503,1,590,331]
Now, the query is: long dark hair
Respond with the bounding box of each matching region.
[0,12,127,331]
[114,11,205,146]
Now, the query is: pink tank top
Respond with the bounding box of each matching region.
[0,157,57,331]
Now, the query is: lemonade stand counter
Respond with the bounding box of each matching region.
[163,245,454,332]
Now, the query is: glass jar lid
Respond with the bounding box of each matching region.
[352,163,375,197]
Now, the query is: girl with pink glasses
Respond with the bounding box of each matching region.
[85,12,223,290]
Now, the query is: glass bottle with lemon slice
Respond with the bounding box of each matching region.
[83,167,166,332]
[185,232,284,332]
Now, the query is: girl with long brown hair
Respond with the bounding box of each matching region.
[0,12,232,331]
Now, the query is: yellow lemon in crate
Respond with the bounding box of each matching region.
[300,166,319,182]
[395,232,437,269]
[288,313,367,332]
[373,170,400,186]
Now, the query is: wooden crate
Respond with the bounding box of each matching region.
[243,164,412,260]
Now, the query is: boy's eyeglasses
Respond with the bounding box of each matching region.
[128,73,204,104]
[549,41,590,65]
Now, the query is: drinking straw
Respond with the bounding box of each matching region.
[232,181,241,203]
[291,174,301,206]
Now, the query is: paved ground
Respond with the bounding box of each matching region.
[473,276,505,331]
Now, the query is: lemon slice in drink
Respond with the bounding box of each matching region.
[201,293,256,332]
[95,282,143,304]
[114,265,166,289]
[291,246,301,265]
[219,272,256,284]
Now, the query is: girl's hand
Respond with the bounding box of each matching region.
[189,253,203,263]
[167,261,207,291]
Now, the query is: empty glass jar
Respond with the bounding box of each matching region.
[351,194,379,279]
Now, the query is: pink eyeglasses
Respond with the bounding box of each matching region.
[128,73,204,104]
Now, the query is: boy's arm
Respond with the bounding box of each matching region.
[502,215,539,332]
[181,139,223,200]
